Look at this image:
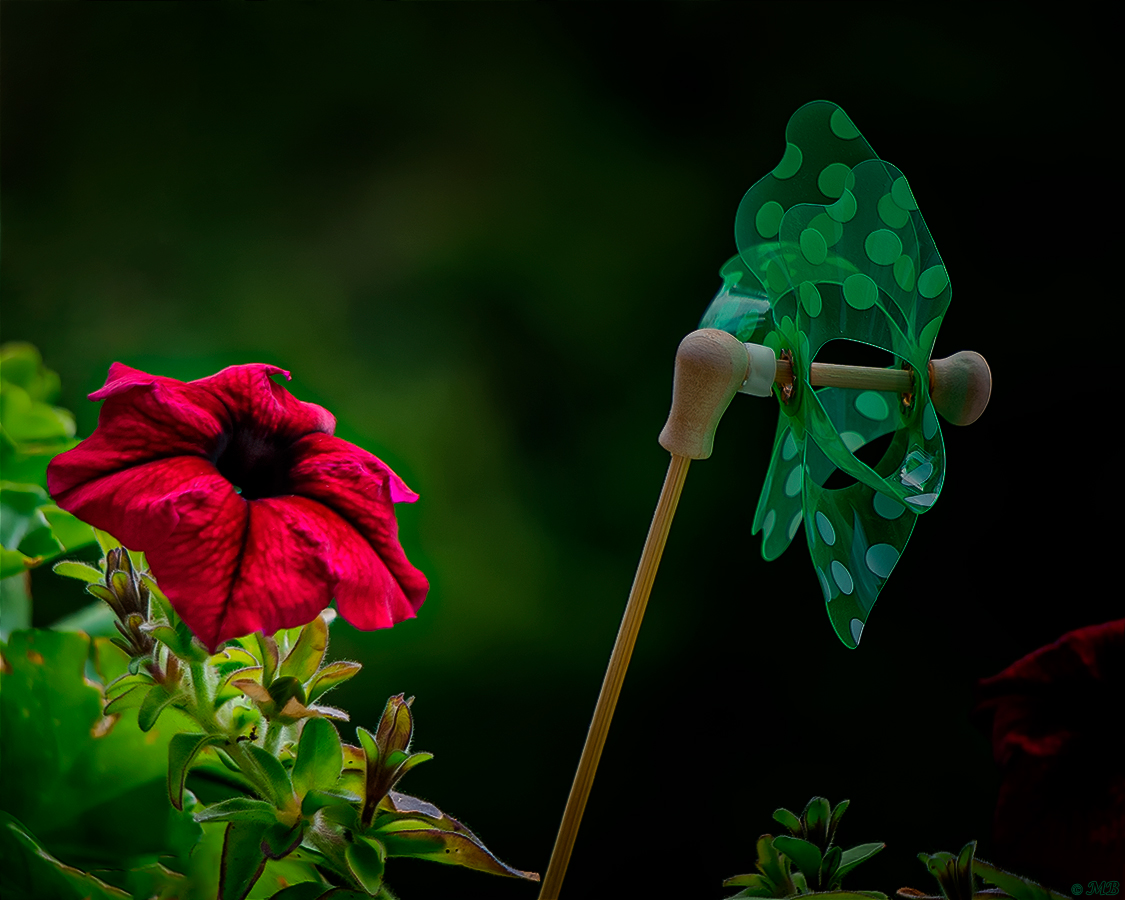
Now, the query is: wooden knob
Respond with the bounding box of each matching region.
[659,329,750,459]
[929,350,991,426]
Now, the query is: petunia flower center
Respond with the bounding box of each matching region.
[214,426,294,500]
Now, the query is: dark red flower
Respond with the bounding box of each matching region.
[972,620,1125,885]
[47,363,428,652]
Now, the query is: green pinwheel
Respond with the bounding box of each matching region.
[701,100,974,648]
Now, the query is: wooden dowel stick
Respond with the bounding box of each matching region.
[538,452,691,899]
[775,357,915,393]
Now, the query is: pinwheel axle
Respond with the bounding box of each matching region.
[739,337,991,428]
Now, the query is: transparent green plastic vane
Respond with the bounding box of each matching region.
[699,100,952,649]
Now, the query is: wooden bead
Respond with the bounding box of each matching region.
[929,350,991,426]
[658,329,750,459]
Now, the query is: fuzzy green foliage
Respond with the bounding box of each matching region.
[5,534,538,899]
[1,345,95,624]
[724,797,885,900]
[896,841,1071,900]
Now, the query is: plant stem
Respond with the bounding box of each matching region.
[264,718,284,755]
[222,739,277,805]
[188,660,221,733]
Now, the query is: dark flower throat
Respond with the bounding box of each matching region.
[214,426,293,500]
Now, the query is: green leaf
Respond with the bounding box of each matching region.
[51,560,103,583]
[245,743,296,809]
[51,599,119,637]
[790,893,887,900]
[0,484,61,577]
[837,842,884,880]
[189,819,324,900]
[279,613,328,684]
[215,665,264,708]
[92,528,122,555]
[722,872,776,890]
[750,833,796,895]
[392,750,433,784]
[345,836,386,893]
[0,811,131,900]
[146,623,189,656]
[261,821,303,860]
[212,645,262,669]
[0,484,94,578]
[774,835,823,882]
[104,670,156,697]
[141,572,175,622]
[357,725,380,769]
[0,573,32,641]
[256,632,280,684]
[0,630,202,872]
[375,819,539,881]
[301,789,361,820]
[137,683,176,731]
[219,821,269,900]
[822,845,842,887]
[0,343,60,398]
[195,797,281,826]
[306,660,362,704]
[828,799,850,846]
[293,717,344,798]
[168,732,226,810]
[104,682,154,715]
[773,806,802,836]
[39,506,95,551]
[0,379,74,442]
[268,885,333,900]
[803,796,831,848]
[1,546,40,579]
[956,841,975,874]
[267,675,308,708]
[972,859,1071,900]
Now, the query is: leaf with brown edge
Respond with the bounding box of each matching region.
[137,683,176,732]
[168,733,226,810]
[344,836,386,893]
[372,818,539,881]
[103,681,153,715]
[306,660,362,704]
[219,821,268,900]
[233,678,272,703]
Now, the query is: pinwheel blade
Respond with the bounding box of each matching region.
[702,100,953,646]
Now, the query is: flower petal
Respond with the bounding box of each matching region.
[48,365,227,498]
[286,433,427,624]
[49,456,228,554]
[47,363,335,500]
[190,365,336,444]
[144,493,423,651]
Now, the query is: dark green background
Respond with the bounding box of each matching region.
[2,4,1116,898]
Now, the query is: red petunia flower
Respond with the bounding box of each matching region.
[972,620,1125,885]
[47,363,428,652]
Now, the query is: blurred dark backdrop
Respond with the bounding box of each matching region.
[2,4,1117,897]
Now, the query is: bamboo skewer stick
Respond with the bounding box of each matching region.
[537,452,690,899]
[539,330,749,899]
